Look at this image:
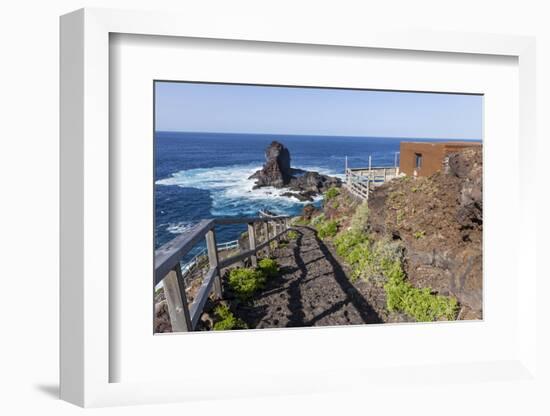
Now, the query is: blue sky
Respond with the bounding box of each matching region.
[155,82,483,139]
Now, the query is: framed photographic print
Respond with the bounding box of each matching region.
[152,81,483,334]
[60,7,539,408]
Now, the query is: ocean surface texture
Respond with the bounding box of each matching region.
[155,132,453,257]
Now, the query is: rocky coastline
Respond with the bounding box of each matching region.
[249,141,341,201]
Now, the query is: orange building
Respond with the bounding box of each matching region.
[399,141,481,177]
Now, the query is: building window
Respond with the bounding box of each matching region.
[415,153,422,169]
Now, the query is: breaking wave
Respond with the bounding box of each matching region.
[156,162,340,217]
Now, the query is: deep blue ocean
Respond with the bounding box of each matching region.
[155,132,471,258]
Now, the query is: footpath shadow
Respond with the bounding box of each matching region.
[306,227,382,325]
[232,226,381,328]
[285,230,307,327]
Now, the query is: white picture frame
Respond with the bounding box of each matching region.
[60,8,538,408]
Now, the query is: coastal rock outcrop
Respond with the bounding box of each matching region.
[366,147,483,320]
[249,141,341,201]
[249,141,292,188]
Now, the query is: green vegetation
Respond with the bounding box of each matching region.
[310,213,326,226]
[213,305,247,331]
[310,212,340,239]
[382,259,458,322]
[228,268,267,301]
[331,200,458,321]
[258,258,279,278]
[324,187,340,201]
[335,231,402,283]
[350,202,370,231]
[316,219,339,239]
[287,230,299,240]
[396,209,405,223]
[413,230,426,239]
[228,259,280,301]
[292,217,310,226]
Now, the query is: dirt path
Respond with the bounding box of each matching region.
[234,226,384,328]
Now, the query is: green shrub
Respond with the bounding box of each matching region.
[334,229,369,258]
[332,208,456,321]
[228,267,267,301]
[413,230,426,239]
[310,213,326,226]
[287,230,299,240]
[292,217,309,226]
[382,259,458,322]
[213,305,247,331]
[396,210,405,223]
[317,220,338,239]
[324,187,340,201]
[258,258,279,278]
[350,202,369,231]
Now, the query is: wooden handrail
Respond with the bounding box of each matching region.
[155,214,291,332]
[155,219,215,286]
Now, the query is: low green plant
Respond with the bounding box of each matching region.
[324,187,340,201]
[413,230,426,239]
[350,202,369,231]
[335,231,402,282]
[258,258,279,278]
[293,217,309,226]
[287,230,299,240]
[310,213,326,226]
[331,199,456,321]
[317,219,338,239]
[334,229,369,258]
[382,259,458,322]
[228,267,267,301]
[396,210,405,223]
[213,305,247,331]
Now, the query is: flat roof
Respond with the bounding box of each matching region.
[401,141,482,146]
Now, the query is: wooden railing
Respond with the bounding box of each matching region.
[155,215,291,332]
[344,167,399,200]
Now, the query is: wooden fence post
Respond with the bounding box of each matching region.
[205,229,222,299]
[248,222,257,267]
[263,221,271,257]
[163,266,192,332]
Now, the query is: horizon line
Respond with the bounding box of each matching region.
[154,130,482,141]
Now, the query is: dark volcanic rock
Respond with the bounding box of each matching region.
[367,147,483,320]
[281,191,315,202]
[302,204,319,220]
[249,141,293,188]
[249,141,341,199]
[448,149,483,227]
[289,171,341,194]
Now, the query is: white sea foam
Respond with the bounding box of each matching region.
[165,222,194,235]
[156,163,340,217]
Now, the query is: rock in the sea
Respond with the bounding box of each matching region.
[289,171,341,194]
[249,141,341,199]
[249,141,293,188]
